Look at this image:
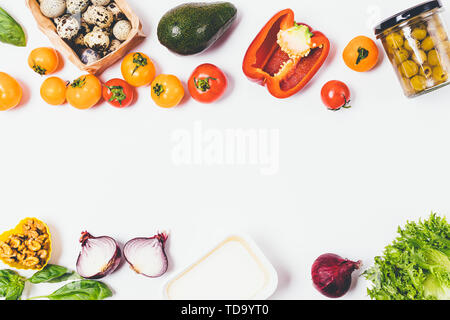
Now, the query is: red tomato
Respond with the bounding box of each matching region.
[102,78,134,108]
[188,64,227,103]
[321,81,351,111]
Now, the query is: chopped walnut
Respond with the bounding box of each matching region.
[1,218,51,269]
[23,256,40,267]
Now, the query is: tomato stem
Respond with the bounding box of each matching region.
[341,95,352,109]
[32,63,46,76]
[153,83,164,97]
[70,77,86,88]
[131,53,148,76]
[106,85,126,106]
[194,77,217,92]
[356,47,369,65]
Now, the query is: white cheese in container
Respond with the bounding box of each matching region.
[163,234,278,300]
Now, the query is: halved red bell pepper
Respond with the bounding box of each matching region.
[243,9,330,99]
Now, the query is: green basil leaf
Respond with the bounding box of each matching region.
[0,269,25,300]
[45,280,113,300]
[28,264,68,284]
[47,271,82,283]
[0,7,26,47]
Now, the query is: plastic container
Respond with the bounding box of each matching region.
[375,0,450,97]
[163,234,278,300]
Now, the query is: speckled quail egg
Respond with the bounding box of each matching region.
[40,0,66,18]
[84,28,110,51]
[106,3,125,21]
[74,32,86,47]
[66,0,90,15]
[55,14,80,40]
[91,0,111,6]
[83,5,114,28]
[108,39,122,53]
[80,48,101,65]
[79,19,92,34]
[112,20,131,41]
[73,19,91,47]
[93,26,112,37]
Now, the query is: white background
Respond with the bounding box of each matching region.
[1,0,450,300]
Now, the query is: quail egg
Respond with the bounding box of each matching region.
[108,39,122,53]
[91,0,111,6]
[93,25,112,37]
[73,19,92,47]
[84,28,110,51]
[74,33,86,47]
[112,20,132,41]
[55,14,80,40]
[40,0,66,18]
[83,5,114,28]
[80,48,101,65]
[66,0,90,15]
[106,3,125,21]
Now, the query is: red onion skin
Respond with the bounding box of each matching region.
[123,233,169,278]
[311,253,362,298]
[76,232,122,280]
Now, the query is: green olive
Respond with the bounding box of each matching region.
[428,49,440,66]
[394,49,410,64]
[420,64,433,78]
[410,75,428,92]
[400,60,419,78]
[400,77,415,96]
[411,26,428,41]
[385,32,404,49]
[412,49,427,64]
[421,36,435,51]
[432,66,448,83]
[435,26,448,42]
[404,39,419,52]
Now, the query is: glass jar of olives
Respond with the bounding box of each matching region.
[375,0,450,97]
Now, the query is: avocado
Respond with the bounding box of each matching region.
[157,2,237,56]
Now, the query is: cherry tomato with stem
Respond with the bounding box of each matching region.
[321,80,352,111]
[28,47,60,76]
[121,52,156,87]
[102,78,134,108]
[188,63,227,103]
[66,74,102,110]
[151,74,184,108]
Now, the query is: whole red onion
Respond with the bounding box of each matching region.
[311,253,362,298]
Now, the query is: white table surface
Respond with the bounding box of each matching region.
[1,0,449,300]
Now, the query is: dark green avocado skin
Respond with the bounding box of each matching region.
[157,2,237,55]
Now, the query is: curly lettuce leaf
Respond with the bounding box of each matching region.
[365,213,450,300]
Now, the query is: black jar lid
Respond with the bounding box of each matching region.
[374,0,443,35]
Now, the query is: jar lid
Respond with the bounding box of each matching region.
[374,0,442,35]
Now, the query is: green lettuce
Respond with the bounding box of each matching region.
[365,213,450,300]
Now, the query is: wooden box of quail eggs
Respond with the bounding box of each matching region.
[27,0,146,75]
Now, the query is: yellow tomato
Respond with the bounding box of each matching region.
[151,74,184,108]
[28,47,60,76]
[0,72,22,111]
[40,77,67,106]
[66,74,102,110]
[121,52,156,87]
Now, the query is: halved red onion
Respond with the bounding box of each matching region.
[76,231,122,279]
[123,233,169,278]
